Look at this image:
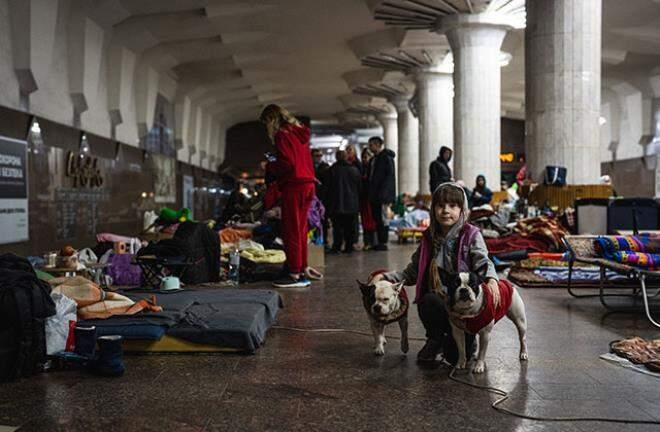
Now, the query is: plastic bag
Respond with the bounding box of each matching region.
[78,248,98,265]
[45,292,78,355]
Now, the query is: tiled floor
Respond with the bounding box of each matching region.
[1,242,659,431]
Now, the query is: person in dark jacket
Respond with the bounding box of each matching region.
[367,136,396,251]
[360,147,376,250]
[429,146,453,193]
[470,174,493,208]
[327,150,361,254]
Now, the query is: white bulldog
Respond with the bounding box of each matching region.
[358,279,409,356]
[442,271,528,373]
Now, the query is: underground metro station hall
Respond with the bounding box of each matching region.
[0,1,659,431]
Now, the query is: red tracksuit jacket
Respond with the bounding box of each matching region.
[266,124,315,188]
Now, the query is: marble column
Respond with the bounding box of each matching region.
[415,70,453,194]
[377,110,399,191]
[391,96,419,195]
[443,16,510,187]
[526,0,602,184]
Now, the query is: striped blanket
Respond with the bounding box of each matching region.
[595,234,660,270]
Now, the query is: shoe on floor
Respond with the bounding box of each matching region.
[272,275,311,288]
[373,244,388,251]
[417,338,442,362]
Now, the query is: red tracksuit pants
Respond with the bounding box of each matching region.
[281,182,315,274]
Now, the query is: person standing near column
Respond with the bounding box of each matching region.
[429,146,453,193]
[367,137,396,251]
[261,104,318,288]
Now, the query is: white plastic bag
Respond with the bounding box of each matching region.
[45,293,77,355]
[78,248,98,265]
[143,210,158,233]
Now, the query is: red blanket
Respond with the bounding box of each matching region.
[486,236,548,255]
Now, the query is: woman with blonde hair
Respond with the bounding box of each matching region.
[260,104,320,287]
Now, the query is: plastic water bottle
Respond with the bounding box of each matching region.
[228,248,240,286]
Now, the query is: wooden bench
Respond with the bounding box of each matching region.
[563,235,660,328]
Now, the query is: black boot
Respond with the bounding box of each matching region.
[417,338,443,362]
[91,335,125,377]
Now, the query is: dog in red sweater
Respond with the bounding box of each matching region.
[357,278,409,356]
[442,271,528,373]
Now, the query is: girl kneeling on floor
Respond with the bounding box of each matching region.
[370,182,499,365]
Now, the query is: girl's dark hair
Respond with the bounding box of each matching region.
[432,184,465,208]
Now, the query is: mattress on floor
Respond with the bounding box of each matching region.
[79,288,283,353]
[123,335,241,353]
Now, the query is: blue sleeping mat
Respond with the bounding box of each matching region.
[79,289,283,353]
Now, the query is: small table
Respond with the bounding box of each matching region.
[39,263,110,288]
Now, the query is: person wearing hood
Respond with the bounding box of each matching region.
[262,104,319,288]
[367,136,396,251]
[429,146,453,193]
[470,175,493,208]
[369,183,499,366]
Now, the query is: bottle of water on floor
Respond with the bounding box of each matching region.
[229,247,240,286]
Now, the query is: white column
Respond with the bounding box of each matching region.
[416,70,453,194]
[377,111,398,188]
[526,0,602,184]
[392,96,419,195]
[443,17,509,187]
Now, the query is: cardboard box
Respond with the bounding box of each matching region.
[307,244,325,268]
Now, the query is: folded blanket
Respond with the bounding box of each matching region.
[595,235,660,270]
[220,227,252,244]
[50,276,162,319]
[514,216,569,251]
[240,248,286,264]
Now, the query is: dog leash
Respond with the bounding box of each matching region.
[273,326,660,426]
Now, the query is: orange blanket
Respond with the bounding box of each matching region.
[219,227,252,244]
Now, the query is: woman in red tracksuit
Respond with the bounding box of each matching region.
[261,104,319,288]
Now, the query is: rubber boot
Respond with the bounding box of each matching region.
[73,326,97,359]
[91,335,125,377]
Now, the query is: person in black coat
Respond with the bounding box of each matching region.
[470,174,493,208]
[429,146,453,193]
[367,136,396,251]
[327,150,361,254]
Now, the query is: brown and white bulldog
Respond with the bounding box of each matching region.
[357,278,409,356]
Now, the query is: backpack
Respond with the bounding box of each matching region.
[173,222,220,284]
[0,254,56,382]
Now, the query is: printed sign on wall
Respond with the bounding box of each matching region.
[183,175,194,219]
[152,154,176,203]
[0,135,28,244]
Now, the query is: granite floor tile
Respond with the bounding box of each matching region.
[1,242,658,431]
